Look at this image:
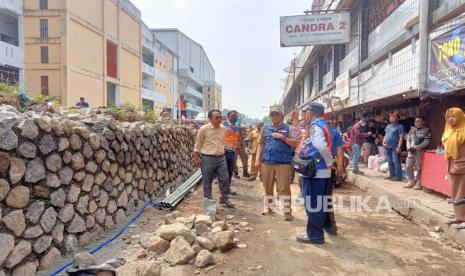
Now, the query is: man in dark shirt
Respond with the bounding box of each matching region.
[76,97,89,108]
[349,118,371,174]
[363,118,378,164]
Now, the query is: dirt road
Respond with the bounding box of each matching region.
[47,175,465,276]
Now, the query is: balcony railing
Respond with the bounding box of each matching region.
[142,63,154,77]
[142,88,167,104]
[185,87,203,99]
[0,40,23,69]
[179,69,202,85]
[187,103,203,113]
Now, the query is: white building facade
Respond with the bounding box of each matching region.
[153,28,218,118]
[0,0,24,89]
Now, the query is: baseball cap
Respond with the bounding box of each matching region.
[305,102,325,116]
[269,105,284,115]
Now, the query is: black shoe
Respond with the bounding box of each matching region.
[243,171,251,178]
[219,198,235,208]
[296,235,324,244]
[229,191,238,196]
[384,176,394,180]
[234,172,240,179]
[391,178,403,182]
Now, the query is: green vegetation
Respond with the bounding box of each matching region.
[107,102,160,123]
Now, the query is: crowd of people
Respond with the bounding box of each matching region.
[194,103,346,244]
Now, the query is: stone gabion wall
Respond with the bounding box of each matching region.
[0,105,196,274]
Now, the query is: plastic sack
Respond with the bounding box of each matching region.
[379,162,389,173]
[203,198,216,221]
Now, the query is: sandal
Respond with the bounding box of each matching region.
[445,219,462,225]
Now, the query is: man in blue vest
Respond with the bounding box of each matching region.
[296,102,334,244]
[255,105,298,221]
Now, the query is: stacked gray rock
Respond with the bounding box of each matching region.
[0,105,196,275]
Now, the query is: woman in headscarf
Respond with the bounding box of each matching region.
[442,108,465,228]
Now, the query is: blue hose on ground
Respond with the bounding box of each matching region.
[50,201,160,276]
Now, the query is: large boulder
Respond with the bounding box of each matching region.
[212,230,234,252]
[25,158,45,183]
[4,241,31,269]
[194,214,213,227]
[196,236,215,251]
[18,119,39,140]
[11,261,38,276]
[0,129,18,151]
[0,234,15,267]
[5,185,29,208]
[157,223,195,244]
[116,260,161,276]
[39,247,61,270]
[141,235,170,254]
[194,250,215,268]
[163,236,196,265]
[74,252,97,266]
[3,210,26,236]
[9,158,26,184]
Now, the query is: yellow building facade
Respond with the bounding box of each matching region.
[203,82,222,112]
[154,47,176,111]
[24,0,142,108]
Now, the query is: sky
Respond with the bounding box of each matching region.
[132,0,309,119]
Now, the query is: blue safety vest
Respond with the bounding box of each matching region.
[300,118,332,170]
[262,123,292,164]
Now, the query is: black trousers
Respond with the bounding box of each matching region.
[225,149,236,187]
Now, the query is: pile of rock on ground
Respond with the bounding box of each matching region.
[0,105,196,275]
[91,211,253,275]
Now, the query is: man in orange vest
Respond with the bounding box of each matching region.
[223,110,241,196]
[177,95,187,119]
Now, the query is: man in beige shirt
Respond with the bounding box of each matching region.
[194,109,235,208]
[247,121,263,181]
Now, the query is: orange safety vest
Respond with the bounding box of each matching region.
[178,99,187,110]
[223,121,241,149]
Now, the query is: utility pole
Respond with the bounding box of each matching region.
[418,0,430,95]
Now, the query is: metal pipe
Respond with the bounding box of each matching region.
[165,175,201,206]
[159,170,202,209]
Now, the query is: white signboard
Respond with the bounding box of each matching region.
[335,71,350,100]
[280,13,350,47]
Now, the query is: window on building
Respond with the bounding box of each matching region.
[107,82,117,107]
[40,0,48,10]
[40,19,48,38]
[142,99,154,111]
[106,40,118,78]
[40,76,49,95]
[40,46,48,63]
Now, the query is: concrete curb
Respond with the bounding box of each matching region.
[347,171,465,248]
